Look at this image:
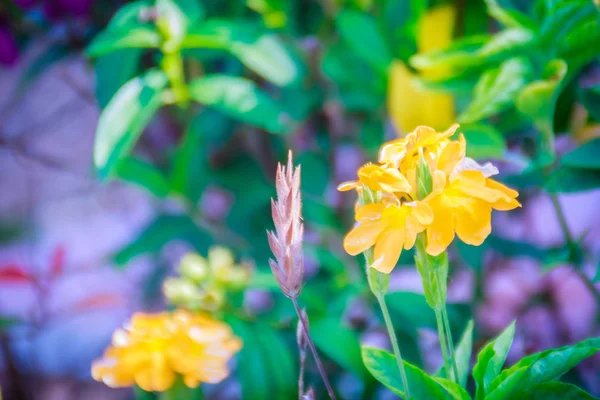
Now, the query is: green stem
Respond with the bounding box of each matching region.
[434,308,452,382]
[441,304,459,383]
[376,294,411,399]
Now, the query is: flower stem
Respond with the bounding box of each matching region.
[434,307,452,381]
[376,294,411,399]
[441,304,459,383]
[292,298,337,400]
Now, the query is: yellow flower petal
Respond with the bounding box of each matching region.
[372,227,404,273]
[338,181,358,191]
[454,198,492,246]
[356,204,386,221]
[343,221,387,256]
[426,194,456,256]
[485,178,521,210]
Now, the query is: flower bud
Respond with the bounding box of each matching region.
[163,277,199,304]
[194,286,226,312]
[179,253,209,283]
[416,150,433,200]
[209,246,235,273]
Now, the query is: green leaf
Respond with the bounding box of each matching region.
[472,321,515,400]
[484,0,536,29]
[156,0,204,52]
[437,320,474,388]
[516,59,567,165]
[94,49,143,108]
[183,20,299,86]
[362,346,457,399]
[86,1,159,57]
[558,15,600,73]
[459,124,506,159]
[561,138,600,169]
[526,382,597,399]
[312,318,366,379]
[113,215,211,266]
[94,69,168,179]
[545,167,600,193]
[432,377,471,400]
[336,9,393,74]
[459,58,531,124]
[539,0,597,47]
[115,157,170,198]
[411,35,491,72]
[188,75,287,133]
[486,337,600,399]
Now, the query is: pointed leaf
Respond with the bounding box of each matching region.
[188,75,287,133]
[472,321,515,400]
[115,157,170,198]
[437,320,474,387]
[94,69,168,179]
[459,58,531,124]
[561,138,600,170]
[526,382,597,400]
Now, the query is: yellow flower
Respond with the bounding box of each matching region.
[343,201,433,273]
[387,5,456,133]
[338,163,412,194]
[91,310,242,392]
[425,170,521,256]
[379,124,459,173]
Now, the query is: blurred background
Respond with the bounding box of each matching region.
[1,0,600,399]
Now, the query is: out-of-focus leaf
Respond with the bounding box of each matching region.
[594,260,600,283]
[459,58,531,124]
[336,9,393,74]
[229,318,296,399]
[114,215,211,266]
[539,0,597,47]
[0,317,21,330]
[486,337,600,399]
[516,59,567,165]
[312,318,366,379]
[381,0,426,60]
[297,152,329,196]
[248,0,287,29]
[558,16,600,73]
[581,85,600,121]
[94,49,143,108]
[526,382,597,399]
[472,321,515,400]
[411,35,490,72]
[436,320,474,387]
[545,166,600,193]
[94,69,167,179]
[87,1,159,57]
[188,75,287,133]
[115,157,170,197]
[458,124,506,159]
[156,0,204,52]
[362,347,466,399]
[484,0,536,29]
[561,138,600,169]
[182,20,299,86]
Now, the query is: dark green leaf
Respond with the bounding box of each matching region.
[115,157,170,197]
[558,15,600,73]
[437,320,474,388]
[545,167,600,193]
[312,318,366,379]
[188,75,287,133]
[336,10,393,74]
[526,382,597,399]
[362,346,452,399]
[94,49,143,108]
[581,85,600,121]
[561,138,600,169]
[297,152,329,196]
[472,321,515,400]
[459,124,506,159]
[484,0,536,29]
[114,215,211,266]
[459,58,531,124]
[94,69,168,179]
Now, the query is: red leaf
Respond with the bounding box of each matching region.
[0,265,33,283]
[49,245,66,277]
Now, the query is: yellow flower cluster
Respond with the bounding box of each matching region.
[164,247,250,311]
[340,125,520,273]
[92,310,242,392]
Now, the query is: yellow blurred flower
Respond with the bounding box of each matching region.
[337,163,412,194]
[387,5,456,133]
[343,200,433,273]
[91,310,242,392]
[424,169,521,256]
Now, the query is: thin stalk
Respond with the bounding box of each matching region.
[441,304,459,383]
[292,298,337,400]
[376,294,411,399]
[434,308,452,381]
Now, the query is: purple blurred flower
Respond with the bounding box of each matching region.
[0,25,19,66]
[57,0,93,17]
[12,0,38,9]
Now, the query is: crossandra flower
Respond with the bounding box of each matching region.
[424,169,520,256]
[91,310,242,392]
[343,200,433,273]
[337,162,412,194]
[267,152,304,298]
